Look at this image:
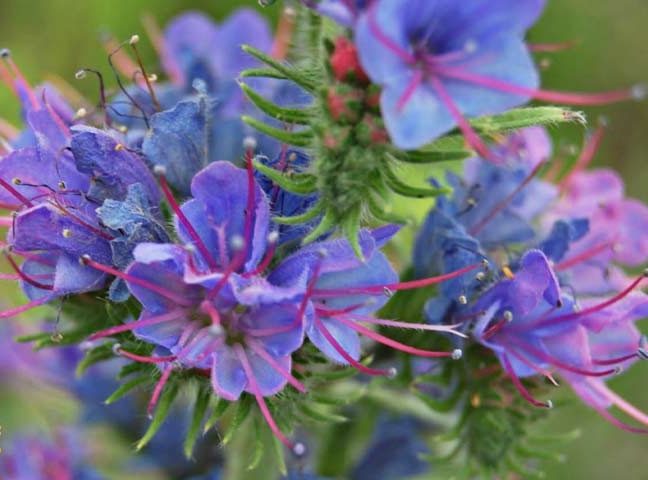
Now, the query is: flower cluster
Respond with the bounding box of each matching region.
[0,1,646,478]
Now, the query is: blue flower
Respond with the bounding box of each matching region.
[355,0,544,150]
[301,0,371,27]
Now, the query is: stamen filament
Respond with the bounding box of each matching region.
[247,340,307,393]
[501,354,551,408]
[81,256,194,307]
[313,263,480,297]
[88,310,184,341]
[234,343,294,449]
[148,363,174,416]
[0,297,49,319]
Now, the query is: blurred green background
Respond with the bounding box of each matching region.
[0,1,647,478]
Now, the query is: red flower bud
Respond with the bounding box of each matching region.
[330,36,370,85]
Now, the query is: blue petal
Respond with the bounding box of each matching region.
[307,317,360,364]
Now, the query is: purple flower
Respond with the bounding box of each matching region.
[0,428,103,480]
[470,249,648,431]
[301,0,371,27]
[543,167,648,295]
[354,0,544,151]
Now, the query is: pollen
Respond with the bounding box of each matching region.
[502,265,515,279]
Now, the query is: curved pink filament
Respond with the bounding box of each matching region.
[233,343,293,449]
[147,363,174,416]
[88,309,184,341]
[314,316,390,376]
[247,340,306,393]
[501,354,550,408]
[313,262,480,297]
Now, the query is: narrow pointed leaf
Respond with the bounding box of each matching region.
[241,45,316,92]
[184,387,211,458]
[136,383,179,451]
[240,83,311,124]
[243,115,314,147]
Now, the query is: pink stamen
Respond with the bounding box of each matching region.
[158,172,218,271]
[0,61,16,94]
[337,311,466,338]
[200,300,221,326]
[397,70,423,111]
[141,14,183,85]
[247,340,307,393]
[147,363,174,416]
[521,341,618,377]
[555,241,615,271]
[271,7,296,61]
[81,256,194,307]
[593,404,648,434]
[116,347,176,365]
[88,310,184,341]
[470,160,545,236]
[314,262,480,297]
[243,146,256,265]
[508,348,559,385]
[435,64,642,106]
[532,274,646,330]
[430,76,496,162]
[592,353,639,366]
[0,118,18,140]
[589,379,648,427]
[0,216,12,227]
[528,41,578,53]
[314,317,391,376]
[49,198,114,240]
[0,297,50,319]
[0,178,34,207]
[233,343,294,449]
[482,318,509,340]
[0,273,21,280]
[501,354,551,408]
[315,304,365,316]
[4,253,53,291]
[2,55,39,109]
[336,315,456,358]
[560,123,606,187]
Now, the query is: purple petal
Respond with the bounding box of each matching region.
[211,345,247,401]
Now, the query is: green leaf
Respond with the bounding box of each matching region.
[184,386,211,459]
[471,106,586,133]
[240,67,289,81]
[253,159,317,194]
[75,343,116,377]
[247,416,265,471]
[136,383,179,451]
[271,434,288,477]
[384,164,452,198]
[204,397,232,434]
[273,202,323,225]
[240,83,312,125]
[342,208,363,260]
[243,115,314,147]
[302,210,335,244]
[105,375,149,405]
[395,149,471,164]
[222,395,253,445]
[241,44,316,92]
[299,403,349,423]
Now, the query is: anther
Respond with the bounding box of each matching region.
[288,152,298,162]
[243,136,258,151]
[631,83,647,101]
[50,332,63,343]
[79,254,91,266]
[58,181,67,190]
[231,235,245,251]
[192,78,207,94]
[147,73,158,82]
[0,48,10,58]
[208,324,224,336]
[386,367,398,379]
[503,310,513,322]
[129,34,140,45]
[267,231,280,244]
[112,343,122,355]
[11,177,21,186]
[74,107,87,119]
[62,228,72,238]
[638,348,648,360]
[74,69,87,80]
[114,143,125,151]
[475,272,486,281]
[117,125,128,133]
[481,259,490,269]
[383,287,394,297]
[458,295,467,305]
[292,442,306,457]
[451,349,463,360]
[614,366,624,375]
[545,400,554,409]
[153,164,167,176]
